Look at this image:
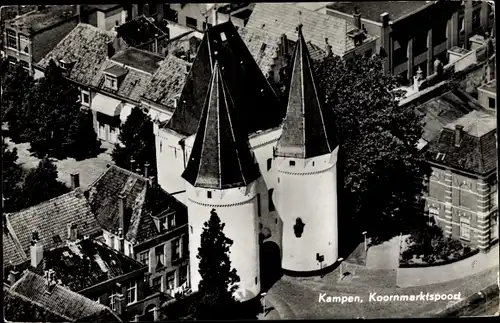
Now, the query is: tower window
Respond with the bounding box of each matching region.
[312,161,315,166]
[257,194,261,217]
[255,277,257,285]
[267,158,272,171]
[289,160,295,167]
[294,218,305,238]
[268,189,275,212]
[207,191,212,199]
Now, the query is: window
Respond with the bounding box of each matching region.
[156,245,165,268]
[139,251,149,267]
[179,265,188,286]
[7,57,17,68]
[202,22,212,30]
[459,217,471,241]
[489,97,495,109]
[257,194,261,217]
[172,238,180,261]
[186,17,197,29]
[458,183,473,208]
[472,9,480,31]
[152,276,162,292]
[260,43,267,52]
[166,271,176,291]
[159,140,162,153]
[267,158,272,171]
[81,89,90,105]
[109,294,117,310]
[268,189,275,212]
[294,217,305,238]
[6,29,17,49]
[168,213,176,229]
[289,160,295,167]
[428,207,439,217]
[19,35,29,54]
[105,75,118,90]
[207,191,212,199]
[164,7,178,23]
[93,296,100,304]
[52,235,62,244]
[491,214,498,241]
[490,185,498,210]
[126,280,137,304]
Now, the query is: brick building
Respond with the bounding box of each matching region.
[424,110,498,251]
[326,0,494,83]
[3,5,80,75]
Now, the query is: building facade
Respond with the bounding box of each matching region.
[326,0,494,83]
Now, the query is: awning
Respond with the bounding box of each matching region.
[120,103,134,123]
[92,94,122,117]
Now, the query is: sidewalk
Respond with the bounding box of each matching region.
[366,235,401,269]
[397,244,499,287]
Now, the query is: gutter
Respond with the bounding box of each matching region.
[135,223,188,250]
[426,160,497,179]
[77,265,147,294]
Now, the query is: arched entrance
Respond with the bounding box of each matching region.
[259,240,282,292]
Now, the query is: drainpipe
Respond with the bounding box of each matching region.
[179,138,186,168]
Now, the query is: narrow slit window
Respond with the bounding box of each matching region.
[207,191,212,199]
[289,160,295,167]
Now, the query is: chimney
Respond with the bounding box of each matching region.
[67,223,77,241]
[454,125,464,147]
[353,6,361,29]
[434,58,443,76]
[325,38,332,57]
[130,159,135,171]
[118,194,125,234]
[45,269,57,294]
[30,231,43,268]
[70,173,80,190]
[380,12,389,28]
[144,162,150,178]
[154,34,159,54]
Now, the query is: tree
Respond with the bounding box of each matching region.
[112,106,157,176]
[12,157,70,211]
[2,138,23,211]
[315,54,428,244]
[20,60,99,159]
[188,209,241,320]
[1,62,34,140]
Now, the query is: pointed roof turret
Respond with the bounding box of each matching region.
[275,24,339,159]
[181,61,261,190]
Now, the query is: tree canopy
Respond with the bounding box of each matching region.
[2,138,23,211]
[188,209,241,320]
[112,106,157,176]
[314,54,428,243]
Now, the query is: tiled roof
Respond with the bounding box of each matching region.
[182,62,261,189]
[9,271,120,321]
[6,5,78,34]
[276,25,338,159]
[117,15,166,48]
[3,189,102,266]
[415,88,484,142]
[425,110,497,175]
[142,54,190,109]
[165,21,284,137]
[240,3,373,74]
[31,238,145,292]
[38,23,117,85]
[326,1,431,23]
[87,165,185,245]
[91,58,153,103]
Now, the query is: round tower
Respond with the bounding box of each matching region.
[181,61,262,301]
[274,25,340,274]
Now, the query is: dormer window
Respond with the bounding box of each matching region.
[59,59,74,71]
[347,29,366,47]
[103,65,128,91]
[105,74,118,90]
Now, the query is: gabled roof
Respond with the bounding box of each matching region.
[117,15,166,48]
[30,238,145,292]
[164,20,284,137]
[3,189,102,267]
[276,25,338,159]
[8,271,121,321]
[182,61,261,189]
[87,165,186,245]
[425,110,497,175]
[38,23,117,85]
[240,3,374,75]
[142,54,191,110]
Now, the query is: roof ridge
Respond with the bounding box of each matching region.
[5,189,82,216]
[3,215,28,263]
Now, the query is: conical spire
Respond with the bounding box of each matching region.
[182,61,260,190]
[276,24,338,159]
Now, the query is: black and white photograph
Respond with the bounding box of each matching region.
[1,1,498,320]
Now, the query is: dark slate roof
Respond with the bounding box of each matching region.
[326,1,431,23]
[142,54,191,110]
[117,15,166,47]
[6,5,78,34]
[425,110,497,175]
[164,20,284,137]
[3,215,28,267]
[30,238,145,292]
[9,271,120,321]
[3,189,102,266]
[415,88,484,142]
[88,4,123,13]
[240,3,375,75]
[182,62,261,189]
[38,23,117,85]
[87,165,186,245]
[276,25,338,159]
[110,47,164,75]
